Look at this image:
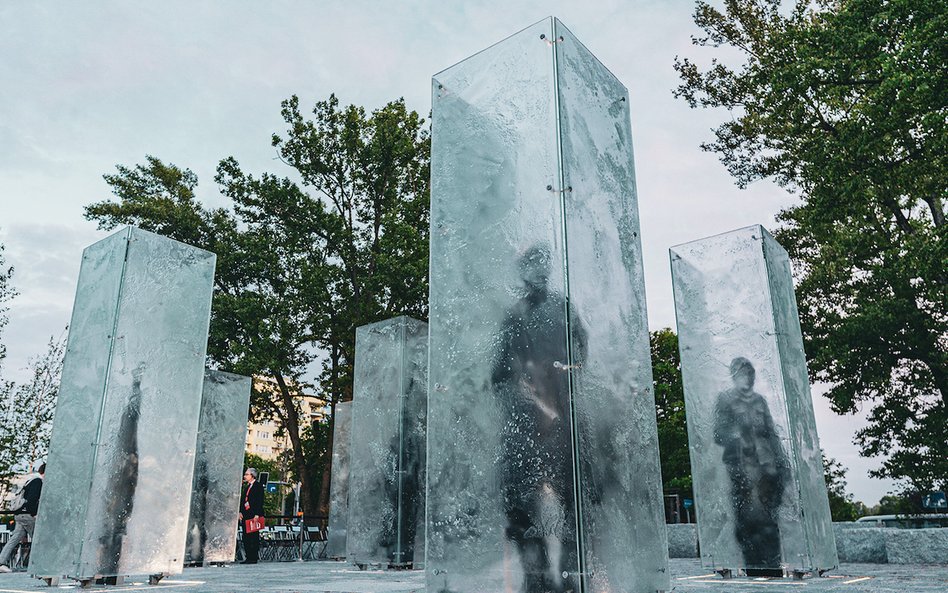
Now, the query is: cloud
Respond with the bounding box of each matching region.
[0,223,105,382]
[0,0,898,502]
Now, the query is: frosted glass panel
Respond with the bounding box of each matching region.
[428,17,668,593]
[326,401,352,559]
[31,227,216,580]
[347,316,428,567]
[29,234,128,578]
[186,370,252,565]
[555,19,669,591]
[670,225,837,573]
[762,236,838,570]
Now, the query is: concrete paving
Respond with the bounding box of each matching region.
[0,559,945,592]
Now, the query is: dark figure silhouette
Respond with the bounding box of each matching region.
[98,365,143,575]
[398,357,427,567]
[713,357,788,577]
[187,392,231,565]
[186,455,209,564]
[491,245,587,593]
[379,364,426,566]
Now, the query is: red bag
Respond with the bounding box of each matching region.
[244,516,265,534]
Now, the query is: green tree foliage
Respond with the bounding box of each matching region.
[0,242,15,373]
[822,452,869,521]
[674,0,947,491]
[0,332,67,492]
[872,493,918,515]
[0,243,15,494]
[292,418,331,516]
[84,94,430,515]
[650,328,693,492]
[0,244,67,494]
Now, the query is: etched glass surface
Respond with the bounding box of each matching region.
[30,232,129,578]
[326,401,352,559]
[186,370,252,565]
[428,18,667,592]
[346,316,428,567]
[670,225,836,572]
[30,227,216,579]
[399,319,428,568]
[762,235,838,570]
[555,19,669,591]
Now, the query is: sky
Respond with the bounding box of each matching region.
[0,1,897,503]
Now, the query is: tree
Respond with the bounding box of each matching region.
[674,0,947,491]
[0,332,67,492]
[0,242,16,494]
[650,328,693,492]
[822,452,869,521]
[0,243,67,494]
[85,94,430,516]
[0,242,15,376]
[872,493,919,515]
[257,93,430,510]
[292,418,332,515]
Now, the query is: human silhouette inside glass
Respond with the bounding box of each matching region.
[380,361,425,566]
[491,245,587,593]
[98,365,143,575]
[713,357,788,576]
[187,393,229,564]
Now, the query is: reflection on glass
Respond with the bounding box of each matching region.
[186,370,252,565]
[714,358,788,571]
[670,225,838,574]
[347,316,427,568]
[326,401,353,559]
[427,17,669,593]
[492,245,586,592]
[30,227,215,580]
[97,364,143,574]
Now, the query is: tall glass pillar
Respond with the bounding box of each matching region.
[346,316,428,568]
[326,400,353,559]
[186,370,252,565]
[670,225,837,574]
[30,227,216,581]
[427,18,669,593]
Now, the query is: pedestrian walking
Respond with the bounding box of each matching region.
[0,463,45,573]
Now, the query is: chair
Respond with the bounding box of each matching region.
[304,526,328,560]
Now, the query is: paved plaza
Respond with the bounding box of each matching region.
[0,559,945,593]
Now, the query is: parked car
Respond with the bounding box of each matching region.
[855,513,948,528]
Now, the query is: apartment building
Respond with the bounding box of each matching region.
[245,378,329,461]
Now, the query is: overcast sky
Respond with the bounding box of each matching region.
[0,1,897,503]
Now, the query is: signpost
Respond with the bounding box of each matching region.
[923,492,947,510]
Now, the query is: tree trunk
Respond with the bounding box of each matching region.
[923,194,945,228]
[317,409,334,516]
[273,372,312,517]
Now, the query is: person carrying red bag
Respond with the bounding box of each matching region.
[240,468,265,564]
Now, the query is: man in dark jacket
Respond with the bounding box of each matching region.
[491,245,588,593]
[239,468,265,564]
[0,463,44,573]
[713,358,788,577]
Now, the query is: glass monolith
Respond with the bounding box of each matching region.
[427,17,669,593]
[30,227,215,581]
[186,370,252,565]
[346,316,428,568]
[670,225,837,574]
[325,400,352,559]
